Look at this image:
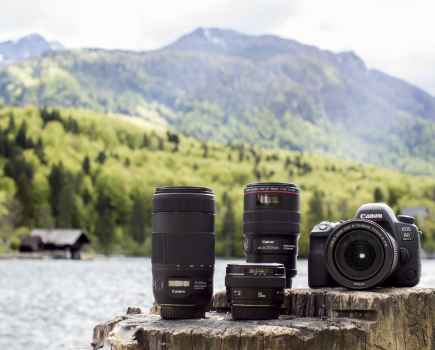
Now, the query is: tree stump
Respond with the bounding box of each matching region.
[92,288,435,350]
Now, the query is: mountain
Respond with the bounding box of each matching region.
[0,33,63,65]
[1,28,435,174]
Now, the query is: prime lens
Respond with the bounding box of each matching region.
[243,183,300,288]
[225,263,286,320]
[152,186,215,319]
[326,220,399,290]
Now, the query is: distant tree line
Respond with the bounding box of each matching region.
[0,107,434,256]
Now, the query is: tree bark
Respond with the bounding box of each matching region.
[92,288,435,350]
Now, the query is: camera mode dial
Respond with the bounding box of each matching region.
[397,215,415,225]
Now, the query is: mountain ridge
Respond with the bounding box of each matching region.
[0,33,63,65]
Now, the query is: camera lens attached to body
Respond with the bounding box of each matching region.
[225,263,286,320]
[243,183,300,288]
[308,203,421,290]
[152,186,215,319]
[326,220,399,290]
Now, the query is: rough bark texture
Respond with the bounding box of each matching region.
[92,288,435,350]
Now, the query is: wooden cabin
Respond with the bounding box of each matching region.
[19,229,90,259]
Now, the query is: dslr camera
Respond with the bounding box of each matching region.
[308,203,421,290]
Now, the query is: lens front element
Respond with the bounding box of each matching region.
[326,220,398,290]
[344,239,378,272]
[345,241,377,271]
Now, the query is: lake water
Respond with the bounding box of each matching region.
[1,258,435,350]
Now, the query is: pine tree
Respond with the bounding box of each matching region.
[388,187,401,207]
[57,180,76,228]
[40,108,62,127]
[15,174,34,226]
[222,193,236,257]
[167,131,180,152]
[35,138,47,165]
[202,143,209,158]
[238,145,245,162]
[374,187,385,202]
[82,156,91,175]
[6,113,15,133]
[157,137,164,151]
[15,121,28,149]
[96,151,107,164]
[95,190,116,253]
[4,156,35,226]
[308,190,325,230]
[48,164,65,221]
[142,133,150,148]
[284,156,291,169]
[65,117,79,134]
[129,195,147,244]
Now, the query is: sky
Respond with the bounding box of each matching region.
[1,0,435,94]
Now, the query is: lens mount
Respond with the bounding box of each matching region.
[160,304,206,320]
[326,220,399,290]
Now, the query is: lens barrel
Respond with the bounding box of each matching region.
[152,186,215,319]
[326,220,399,290]
[225,263,286,320]
[243,183,300,288]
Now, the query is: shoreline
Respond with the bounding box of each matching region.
[2,252,435,260]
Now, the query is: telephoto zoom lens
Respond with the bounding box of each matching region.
[243,183,300,288]
[152,186,215,320]
[225,263,286,320]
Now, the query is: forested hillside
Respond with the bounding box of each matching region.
[2,29,435,174]
[0,106,435,256]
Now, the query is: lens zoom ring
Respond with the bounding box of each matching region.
[153,212,215,233]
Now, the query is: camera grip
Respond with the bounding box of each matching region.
[308,235,333,288]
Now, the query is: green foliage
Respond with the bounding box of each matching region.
[48,163,80,228]
[220,192,237,257]
[0,106,434,256]
[373,187,385,202]
[129,194,149,245]
[3,155,34,226]
[307,190,325,231]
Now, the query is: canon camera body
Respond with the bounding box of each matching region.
[308,203,421,290]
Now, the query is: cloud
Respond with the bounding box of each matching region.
[0,0,294,49]
[0,0,434,94]
[274,0,435,94]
